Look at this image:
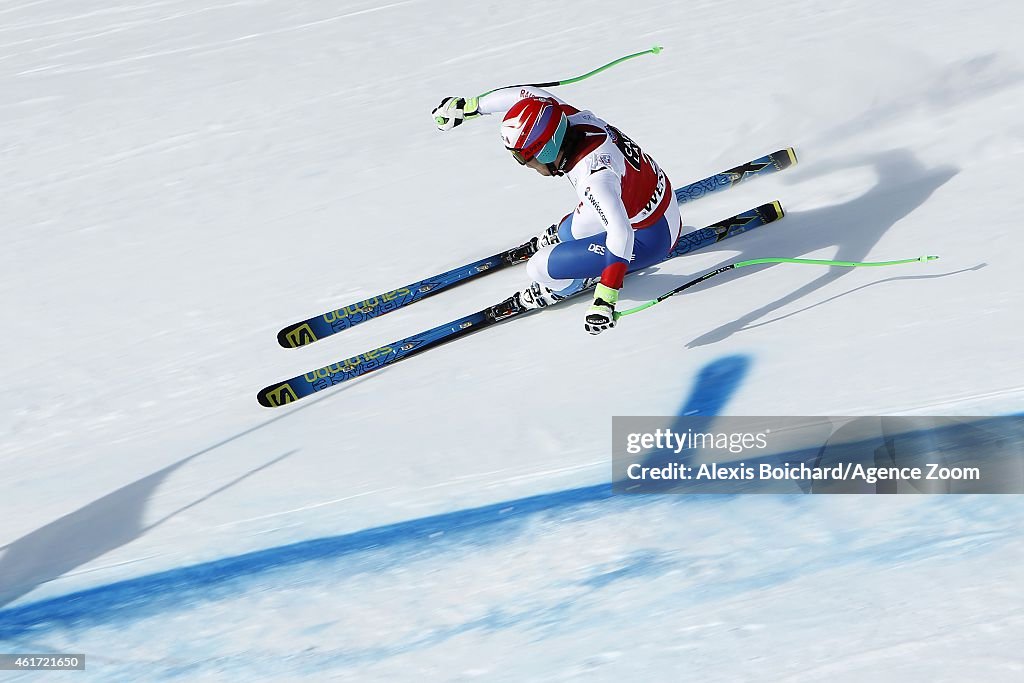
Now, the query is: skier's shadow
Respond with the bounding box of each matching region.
[631,148,961,347]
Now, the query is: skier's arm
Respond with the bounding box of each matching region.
[476,86,565,115]
[579,169,633,335]
[581,169,633,289]
[432,86,565,131]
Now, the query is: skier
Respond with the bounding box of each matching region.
[432,87,681,335]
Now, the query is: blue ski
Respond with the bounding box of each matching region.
[674,147,796,204]
[258,201,785,407]
[276,148,797,348]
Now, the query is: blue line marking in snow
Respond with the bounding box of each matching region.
[4,411,1019,643]
[0,357,752,639]
[640,354,752,473]
[678,355,751,417]
[0,484,613,640]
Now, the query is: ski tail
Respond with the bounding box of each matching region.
[260,310,492,407]
[276,244,531,349]
[258,201,787,408]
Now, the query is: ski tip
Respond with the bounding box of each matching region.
[921,255,940,262]
[772,147,798,169]
[754,200,784,222]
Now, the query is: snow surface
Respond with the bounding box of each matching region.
[1,0,1022,680]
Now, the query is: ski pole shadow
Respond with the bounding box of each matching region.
[740,265,986,333]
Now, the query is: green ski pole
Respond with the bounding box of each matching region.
[614,256,940,321]
[476,46,663,99]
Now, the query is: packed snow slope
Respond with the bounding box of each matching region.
[1,0,1022,680]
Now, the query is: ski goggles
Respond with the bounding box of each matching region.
[509,115,567,165]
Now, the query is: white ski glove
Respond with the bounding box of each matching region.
[584,284,619,335]
[432,96,480,131]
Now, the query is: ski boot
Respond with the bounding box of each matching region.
[505,224,563,265]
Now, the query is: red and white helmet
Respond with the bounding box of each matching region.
[500,97,568,165]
